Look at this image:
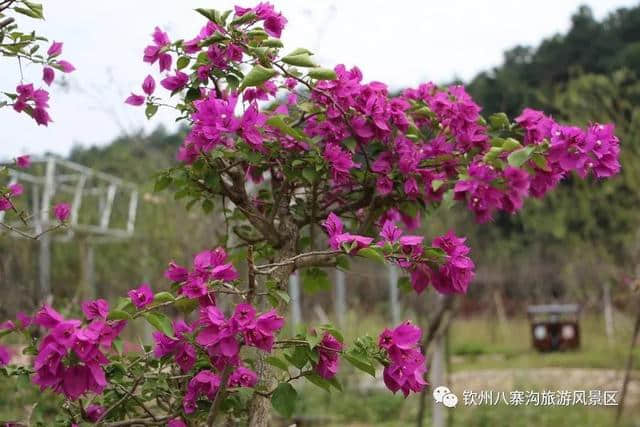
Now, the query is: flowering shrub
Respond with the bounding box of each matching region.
[1,1,74,239]
[0,2,621,426]
[0,1,75,125]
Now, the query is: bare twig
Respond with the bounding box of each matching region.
[207,365,233,427]
[247,245,256,303]
[615,302,640,425]
[98,377,144,424]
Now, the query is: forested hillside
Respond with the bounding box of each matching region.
[463,4,640,309]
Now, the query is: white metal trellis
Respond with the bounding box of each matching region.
[1,155,138,300]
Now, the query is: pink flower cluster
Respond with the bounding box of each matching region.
[151,302,281,413]
[315,332,343,379]
[0,344,10,366]
[404,83,488,152]
[183,366,258,414]
[153,320,197,372]
[127,282,154,308]
[9,41,74,126]
[323,213,475,295]
[143,27,172,72]
[452,109,621,222]
[378,322,427,396]
[234,2,288,38]
[322,212,373,253]
[196,303,284,356]
[12,83,52,126]
[31,303,126,400]
[165,247,239,301]
[177,93,272,162]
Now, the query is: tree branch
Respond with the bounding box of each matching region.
[207,365,233,427]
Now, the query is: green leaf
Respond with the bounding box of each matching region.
[14,6,43,19]
[240,64,277,89]
[144,312,174,337]
[262,39,284,48]
[266,115,306,140]
[286,48,312,56]
[531,153,550,171]
[195,8,220,23]
[271,383,297,418]
[175,298,199,315]
[281,53,316,67]
[328,377,343,391]
[285,345,308,369]
[305,372,331,392]
[114,297,134,312]
[307,68,337,80]
[145,103,158,119]
[266,356,289,372]
[343,137,357,153]
[301,167,318,184]
[231,11,257,26]
[185,87,201,103]
[431,179,444,191]
[336,255,350,271]
[357,247,386,264]
[107,310,131,321]
[176,56,190,70]
[488,112,510,129]
[153,291,175,304]
[154,175,171,192]
[268,288,290,304]
[112,337,123,355]
[423,247,446,261]
[502,137,522,151]
[344,351,376,377]
[319,324,344,343]
[507,145,535,167]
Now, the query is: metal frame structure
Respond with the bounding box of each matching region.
[1,155,138,299]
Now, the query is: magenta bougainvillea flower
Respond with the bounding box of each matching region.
[53,203,71,222]
[125,93,145,106]
[13,84,52,126]
[15,155,31,169]
[47,41,63,57]
[315,333,343,379]
[81,299,109,321]
[142,75,156,96]
[30,303,125,400]
[85,404,105,422]
[8,183,23,197]
[379,322,427,396]
[42,67,55,86]
[0,345,10,366]
[127,283,154,309]
[143,27,172,72]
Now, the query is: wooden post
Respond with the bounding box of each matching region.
[615,304,640,425]
[389,265,400,324]
[603,281,615,345]
[335,269,346,326]
[38,158,55,301]
[431,333,446,427]
[38,232,51,300]
[289,271,301,327]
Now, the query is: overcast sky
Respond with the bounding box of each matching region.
[0,0,637,159]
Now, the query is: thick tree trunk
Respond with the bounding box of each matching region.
[248,215,299,427]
